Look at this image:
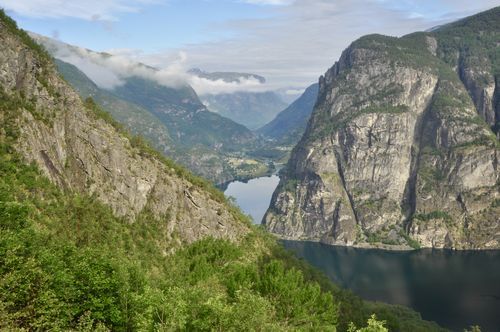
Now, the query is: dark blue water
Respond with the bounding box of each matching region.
[282,240,500,331]
[225,175,500,330]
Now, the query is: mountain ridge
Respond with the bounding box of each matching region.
[264,6,500,250]
[188,68,289,130]
[0,10,447,331]
[258,82,319,146]
[33,35,274,185]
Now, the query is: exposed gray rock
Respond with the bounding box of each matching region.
[265,27,499,249]
[0,19,249,246]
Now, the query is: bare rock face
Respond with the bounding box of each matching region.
[265,22,500,249]
[0,18,249,246]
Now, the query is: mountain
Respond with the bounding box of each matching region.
[33,35,272,185]
[110,76,255,151]
[0,10,445,331]
[1,16,249,246]
[54,59,176,155]
[191,69,288,129]
[202,91,288,129]
[258,83,319,146]
[264,7,500,250]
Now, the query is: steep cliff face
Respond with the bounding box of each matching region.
[264,8,499,249]
[0,14,249,245]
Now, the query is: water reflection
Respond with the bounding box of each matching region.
[224,175,280,224]
[283,241,500,331]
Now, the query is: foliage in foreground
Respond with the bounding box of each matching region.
[0,9,447,329]
[0,143,331,331]
[0,142,447,331]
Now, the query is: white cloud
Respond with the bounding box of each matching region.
[24,0,500,93]
[0,0,161,20]
[34,33,273,94]
[34,34,188,89]
[190,76,267,95]
[140,0,498,91]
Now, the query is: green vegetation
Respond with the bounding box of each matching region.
[0,140,324,330]
[55,57,271,185]
[365,231,399,246]
[351,32,460,82]
[84,97,126,132]
[0,142,443,330]
[0,9,51,64]
[0,70,445,332]
[433,7,500,76]
[348,315,387,332]
[414,211,453,223]
[400,232,421,250]
[0,9,452,331]
[282,178,299,193]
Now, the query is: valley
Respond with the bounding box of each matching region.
[1,3,499,332]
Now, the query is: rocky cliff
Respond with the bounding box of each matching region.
[264,7,500,249]
[0,12,249,246]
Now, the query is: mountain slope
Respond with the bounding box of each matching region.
[111,76,255,151]
[0,10,446,331]
[191,68,288,129]
[0,14,248,244]
[264,7,500,250]
[202,91,288,130]
[258,83,319,145]
[33,36,272,185]
[54,59,175,155]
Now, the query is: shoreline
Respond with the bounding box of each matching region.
[271,233,500,252]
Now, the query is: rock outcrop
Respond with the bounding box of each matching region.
[0,13,249,245]
[264,8,500,249]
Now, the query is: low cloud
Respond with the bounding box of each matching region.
[190,76,268,95]
[35,34,271,95]
[35,34,188,89]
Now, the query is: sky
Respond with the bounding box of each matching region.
[1,0,499,94]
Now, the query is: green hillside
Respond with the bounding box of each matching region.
[0,9,449,331]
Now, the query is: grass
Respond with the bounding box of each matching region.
[0,9,51,64]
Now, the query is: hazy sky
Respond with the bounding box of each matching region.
[2,0,498,92]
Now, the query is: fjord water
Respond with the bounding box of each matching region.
[283,240,500,331]
[224,175,280,223]
[225,175,500,330]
